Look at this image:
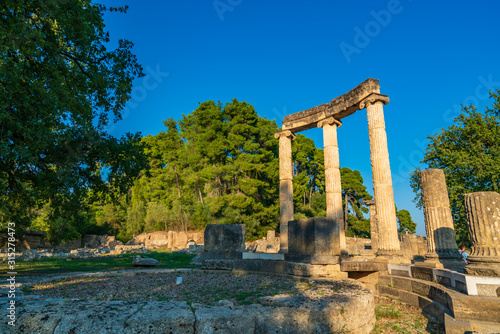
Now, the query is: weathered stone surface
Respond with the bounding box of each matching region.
[419,169,462,261]
[256,282,375,334]
[83,234,123,249]
[126,231,204,250]
[21,249,39,262]
[233,259,286,275]
[193,304,256,333]
[282,78,381,132]
[318,117,346,251]
[201,259,233,270]
[365,200,378,252]
[2,299,195,334]
[126,301,195,333]
[287,217,341,257]
[464,191,500,277]
[399,234,427,259]
[132,257,160,267]
[363,95,400,256]
[2,285,376,334]
[204,224,245,253]
[274,130,295,253]
[286,262,347,278]
[340,261,387,272]
[245,232,280,254]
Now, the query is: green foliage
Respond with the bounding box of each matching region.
[127,99,280,240]
[0,0,147,243]
[341,167,372,237]
[410,91,500,243]
[292,134,325,213]
[396,209,416,234]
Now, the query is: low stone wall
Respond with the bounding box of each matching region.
[82,235,123,249]
[245,231,280,253]
[126,231,204,250]
[399,234,427,258]
[12,234,82,251]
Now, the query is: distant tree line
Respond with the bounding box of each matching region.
[8,98,417,243]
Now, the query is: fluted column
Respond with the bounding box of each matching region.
[365,200,378,252]
[318,117,346,251]
[464,191,500,277]
[359,93,400,256]
[274,130,295,253]
[419,169,462,262]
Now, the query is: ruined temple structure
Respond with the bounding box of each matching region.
[275,78,400,258]
[199,80,500,333]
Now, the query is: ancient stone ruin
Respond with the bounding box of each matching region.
[464,191,500,277]
[275,78,400,258]
[419,168,463,267]
[197,80,500,333]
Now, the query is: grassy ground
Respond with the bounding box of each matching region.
[0,250,196,277]
[371,297,444,334]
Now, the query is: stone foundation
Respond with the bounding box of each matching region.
[4,280,374,334]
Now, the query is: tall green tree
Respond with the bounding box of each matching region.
[410,90,500,243]
[340,167,372,237]
[0,0,147,242]
[396,209,416,234]
[127,99,280,240]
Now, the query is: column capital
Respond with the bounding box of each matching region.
[365,200,376,206]
[317,117,342,128]
[274,130,296,140]
[359,93,390,109]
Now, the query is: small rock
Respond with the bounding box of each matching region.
[21,249,39,262]
[132,257,160,267]
[217,300,234,309]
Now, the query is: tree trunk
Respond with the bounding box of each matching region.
[174,166,181,198]
[344,193,349,232]
[309,185,313,208]
[197,179,204,205]
[303,191,306,206]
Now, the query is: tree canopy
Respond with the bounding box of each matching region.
[0,0,147,243]
[410,90,500,243]
[340,167,372,238]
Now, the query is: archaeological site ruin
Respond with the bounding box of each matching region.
[5,79,500,334]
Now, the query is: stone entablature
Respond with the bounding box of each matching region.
[282,78,382,133]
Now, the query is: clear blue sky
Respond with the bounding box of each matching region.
[102,1,500,236]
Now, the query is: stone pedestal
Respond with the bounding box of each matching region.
[360,94,400,257]
[285,217,341,264]
[201,224,245,270]
[274,130,295,253]
[365,200,378,252]
[464,191,500,277]
[318,117,346,251]
[419,169,462,266]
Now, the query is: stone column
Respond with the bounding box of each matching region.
[464,191,500,277]
[359,94,400,256]
[365,200,378,252]
[274,130,295,253]
[419,169,462,263]
[318,117,346,251]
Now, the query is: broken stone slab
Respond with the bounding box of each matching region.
[132,257,160,267]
